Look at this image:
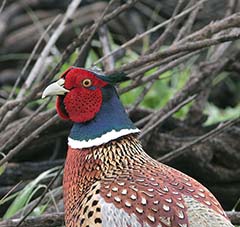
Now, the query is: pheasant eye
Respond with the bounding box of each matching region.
[82,79,92,88]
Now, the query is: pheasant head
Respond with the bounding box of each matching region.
[42,67,140,148]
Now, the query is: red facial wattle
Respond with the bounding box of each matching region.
[55,67,108,123]
[56,96,69,120]
[63,87,102,122]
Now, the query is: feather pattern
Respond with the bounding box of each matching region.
[63,134,233,227]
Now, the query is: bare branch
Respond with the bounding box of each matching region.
[226,211,240,225]
[8,14,61,100]
[0,212,64,227]
[120,50,202,94]
[158,117,240,163]
[17,0,82,99]
[174,0,203,42]
[0,0,139,132]
[139,95,196,139]
[0,113,58,167]
[0,98,52,154]
[178,12,240,43]
[74,0,116,67]
[0,0,6,14]
[98,25,115,71]
[148,0,187,52]
[1,211,239,227]
[113,31,240,74]
[16,166,64,227]
[93,0,207,66]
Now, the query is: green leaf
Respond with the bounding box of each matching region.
[0,191,19,206]
[3,167,60,219]
[204,103,240,126]
[0,152,7,176]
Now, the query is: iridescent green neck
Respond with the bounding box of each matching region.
[68,85,140,149]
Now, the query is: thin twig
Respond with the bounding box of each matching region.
[225,0,237,16]
[127,80,155,114]
[147,0,186,53]
[12,186,63,219]
[178,12,240,44]
[0,100,21,122]
[127,51,192,79]
[93,0,207,66]
[0,0,6,14]
[98,25,115,71]
[226,211,240,225]
[139,95,196,139]
[139,57,229,133]
[17,0,82,99]
[174,0,203,43]
[8,15,61,100]
[0,113,58,167]
[0,181,23,205]
[0,0,139,132]
[1,211,239,227]
[23,3,60,56]
[158,117,240,163]
[120,50,201,94]
[113,31,240,74]
[0,98,52,154]
[74,0,116,67]
[0,213,64,227]
[16,165,64,227]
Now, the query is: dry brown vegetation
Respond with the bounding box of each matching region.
[0,0,240,226]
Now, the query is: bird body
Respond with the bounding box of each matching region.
[42,67,233,227]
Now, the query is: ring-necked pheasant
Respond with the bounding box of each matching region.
[42,67,233,227]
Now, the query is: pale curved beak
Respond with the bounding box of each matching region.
[42,78,69,99]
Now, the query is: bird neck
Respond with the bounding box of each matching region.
[68,86,140,149]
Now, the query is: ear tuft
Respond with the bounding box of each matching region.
[97,72,129,84]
